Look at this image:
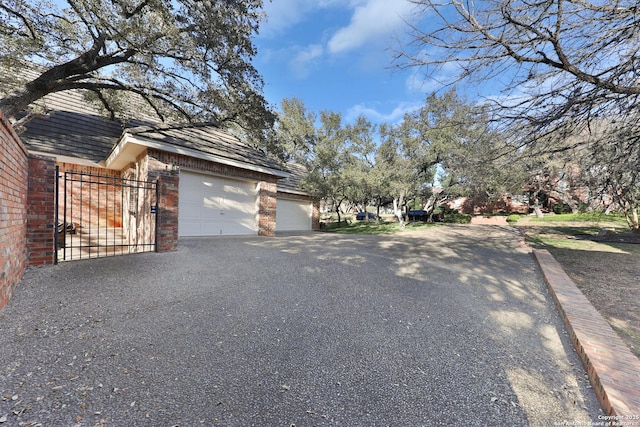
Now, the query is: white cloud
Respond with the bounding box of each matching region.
[405,61,462,95]
[261,0,344,36]
[260,0,417,79]
[289,44,325,78]
[345,101,422,124]
[327,0,416,54]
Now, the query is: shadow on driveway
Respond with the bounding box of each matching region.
[0,225,602,426]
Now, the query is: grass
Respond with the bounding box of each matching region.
[324,220,437,235]
[513,212,633,251]
[514,213,631,250]
[527,212,628,225]
[531,235,629,253]
[325,212,629,237]
[514,214,640,358]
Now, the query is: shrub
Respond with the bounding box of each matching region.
[552,203,573,214]
[507,214,521,223]
[444,213,472,224]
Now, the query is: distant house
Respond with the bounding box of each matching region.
[17,88,319,261]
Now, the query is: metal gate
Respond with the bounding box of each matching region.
[55,168,158,262]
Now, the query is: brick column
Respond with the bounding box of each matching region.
[26,154,56,266]
[257,181,276,237]
[312,200,321,231]
[156,172,179,252]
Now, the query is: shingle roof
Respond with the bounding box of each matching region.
[15,89,286,177]
[277,162,309,195]
[125,123,283,173]
[19,89,127,162]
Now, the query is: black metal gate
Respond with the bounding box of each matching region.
[55,168,158,263]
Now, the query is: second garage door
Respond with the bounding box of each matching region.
[179,171,257,237]
[276,198,312,231]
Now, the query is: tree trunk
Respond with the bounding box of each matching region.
[393,195,405,229]
[423,196,436,222]
[332,198,342,225]
[624,204,639,234]
[534,206,544,218]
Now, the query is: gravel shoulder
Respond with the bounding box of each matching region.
[1,227,602,425]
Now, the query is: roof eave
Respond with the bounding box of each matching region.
[106,133,289,178]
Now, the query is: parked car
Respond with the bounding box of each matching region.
[406,210,443,222]
[356,212,377,220]
[407,210,428,221]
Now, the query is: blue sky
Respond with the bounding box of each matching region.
[254,0,445,125]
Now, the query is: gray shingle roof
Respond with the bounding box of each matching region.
[16,89,286,177]
[277,162,309,194]
[19,89,127,162]
[125,123,283,173]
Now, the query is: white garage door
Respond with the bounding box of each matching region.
[276,198,312,231]
[179,171,257,237]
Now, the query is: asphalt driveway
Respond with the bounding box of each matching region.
[1,225,602,426]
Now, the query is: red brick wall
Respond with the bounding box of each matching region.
[312,200,320,231]
[121,155,158,252]
[57,163,123,230]
[149,149,279,184]
[0,112,29,310]
[154,172,179,251]
[258,182,277,237]
[27,155,56,266]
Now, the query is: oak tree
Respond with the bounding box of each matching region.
[0,0,275,148]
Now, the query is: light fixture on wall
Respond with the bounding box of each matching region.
[171,162,180,174]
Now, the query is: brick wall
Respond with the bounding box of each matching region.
[312,200,320,231]
[258,182,277,237]
[0,112,29,310]
[121,155,157,253]
[27,155,56,266]
[149,149,279,184]
[57,163,123,230]
[154,171,179,251]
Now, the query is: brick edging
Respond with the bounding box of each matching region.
[533,249,640,416]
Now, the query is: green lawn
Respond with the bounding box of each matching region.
[513,213,632,251]
[526,212,628,225]
[324,220,437,235]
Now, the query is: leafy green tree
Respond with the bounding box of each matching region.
[584,123,640,232]
[0,0,274,150]
[436,104,527,211]
[376,123,430,227]
[272,98,317,163]
[395,90,477,215]
[342,116,379,220]
[308,111,351,224]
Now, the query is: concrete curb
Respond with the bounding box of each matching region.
[533,249,640,417]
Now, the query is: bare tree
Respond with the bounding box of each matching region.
[398,0,640,230]
[583,121,640,231]
[399,0,640,135]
